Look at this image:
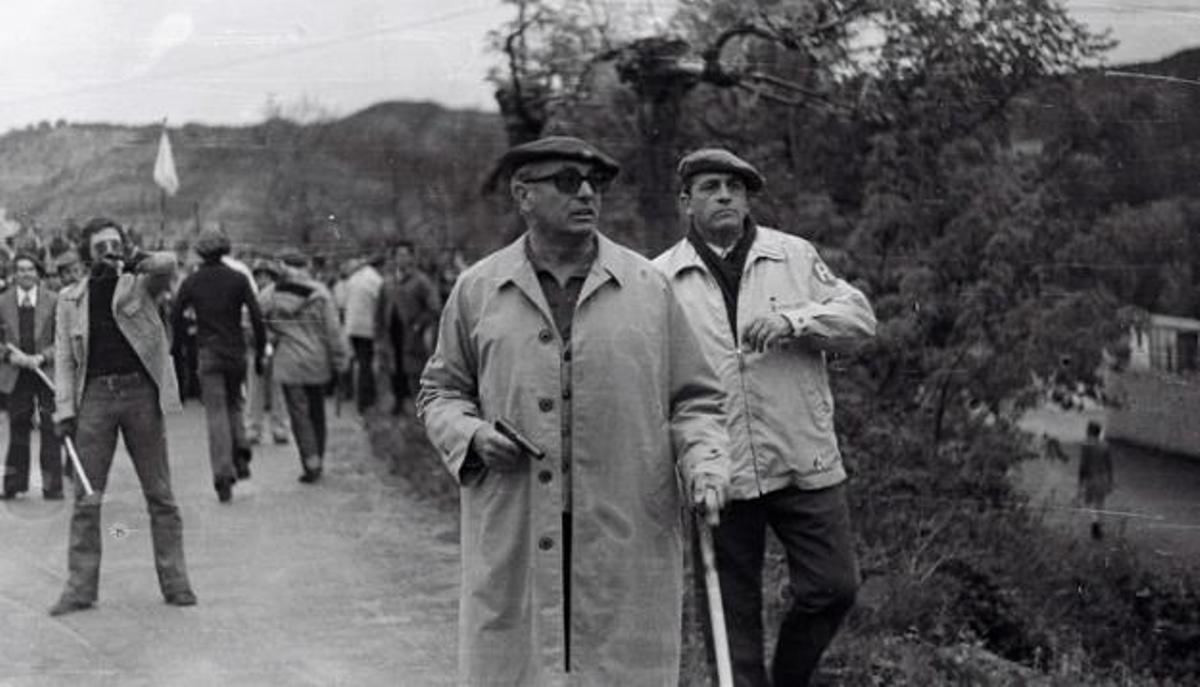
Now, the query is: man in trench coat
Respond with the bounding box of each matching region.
[419,136,731,686]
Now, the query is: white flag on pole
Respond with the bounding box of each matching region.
[153,129,180,196]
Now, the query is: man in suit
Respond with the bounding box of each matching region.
[48,217,196,616]
[0,252,61,499]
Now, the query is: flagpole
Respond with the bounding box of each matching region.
[159,118,168,243]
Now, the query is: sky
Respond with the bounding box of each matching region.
[0,0,1195,134]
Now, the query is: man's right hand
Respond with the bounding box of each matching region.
[469,424,524,472]
[55,418,77,440]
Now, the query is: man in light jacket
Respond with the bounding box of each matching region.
[419,136,731,685]
[49,217,196,616]
[342,254,383,413]
[654,149,877,686]
[262,249,350,483]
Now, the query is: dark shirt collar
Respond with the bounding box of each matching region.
[523,234,595,282]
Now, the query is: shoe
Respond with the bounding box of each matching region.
[215,478,233,503]
[0,491,18,500]
[298,467,322,484]
[248,434,262,446]
[165,590,197,607]
[49,597,95,617]
[273,434,290,445]
[234,447,252,480]
[43,491,64,501]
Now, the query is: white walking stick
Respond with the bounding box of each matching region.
[20,357,95,497]
[699,489,733,687]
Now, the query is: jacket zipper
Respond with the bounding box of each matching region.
[732,271,764,497]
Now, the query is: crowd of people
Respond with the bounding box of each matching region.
[0,136,880,685]
[0,217,459,618]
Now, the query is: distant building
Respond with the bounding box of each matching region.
[1106,314,1200,457]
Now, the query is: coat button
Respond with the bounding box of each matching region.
[538,470,553,484]
[562,349,572,362]
[538,536,554,551]
[538,329,553,344]
[538,398,554,412]
[561,387,571,400]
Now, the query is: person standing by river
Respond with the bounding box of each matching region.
[1078,420,1114,540]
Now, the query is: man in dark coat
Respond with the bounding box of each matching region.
[0,252,61,499]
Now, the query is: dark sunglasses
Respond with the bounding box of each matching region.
[91,238,124,256]
[522,167,613,194]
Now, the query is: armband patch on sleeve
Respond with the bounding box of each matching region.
[813,256,837,286]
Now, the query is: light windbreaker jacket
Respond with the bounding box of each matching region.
[54,254,182,422]
[654,226,876,499]
[342,264,382,340]
[419,233,729,686]
[263,274,350,385]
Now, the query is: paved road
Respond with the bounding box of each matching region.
[0,403,458,686]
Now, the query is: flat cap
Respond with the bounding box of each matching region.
[677,148,765,192]
[495,136,620,181]
[251,258,281,277]
[278,248,309,268]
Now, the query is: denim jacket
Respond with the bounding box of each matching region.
[655,226,876,499]
[54,253,182,422]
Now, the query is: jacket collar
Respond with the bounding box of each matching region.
[495,230,630,322]
[496,230,629,290]
[661,223,783,278]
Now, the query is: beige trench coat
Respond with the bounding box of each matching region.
[419,233,729,686]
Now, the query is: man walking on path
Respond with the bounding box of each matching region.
[377,240,440,417]
[263,249,349,483]
[419,136,731,685]
[246,259,289,445]
[171,227,266,503]
[0,253,61,500]
[343,254,383,413]
[655,149,877,686]
[49,217,196,616]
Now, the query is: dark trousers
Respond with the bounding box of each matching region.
[350,336,376,412]
[197,349,248,485]
[3,370,61,496]
[282,384,327,472]
[714,484,859,687]
[61,372,192,604]
[173,333,201,401]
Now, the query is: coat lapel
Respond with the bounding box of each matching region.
[34,286,54,346]
[0,289,15,345]
[495,236,556,329]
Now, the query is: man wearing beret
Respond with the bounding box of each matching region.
[419,135,731,685]
[654,148,877,686]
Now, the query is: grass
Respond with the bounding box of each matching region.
[360,399,1200,686]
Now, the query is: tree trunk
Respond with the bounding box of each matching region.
[636,90,687,255]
